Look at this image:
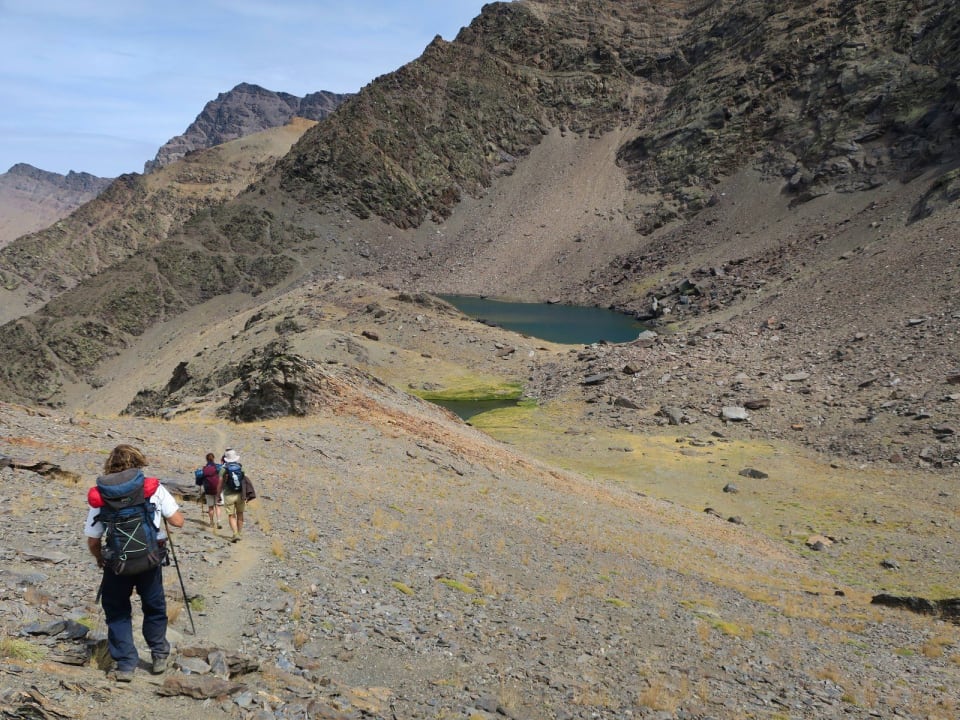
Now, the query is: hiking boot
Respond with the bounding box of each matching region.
[231,533,241,543]
[217,522,222,529]
[112,669,134,683]
[151,655,168,675]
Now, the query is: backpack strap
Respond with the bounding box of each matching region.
[89,475,158,507]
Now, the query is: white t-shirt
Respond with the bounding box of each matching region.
[84,483,180,541]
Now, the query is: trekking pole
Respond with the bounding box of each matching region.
[163,518,196,635]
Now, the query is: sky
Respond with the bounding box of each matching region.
[0,0,493,178]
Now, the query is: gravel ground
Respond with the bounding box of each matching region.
[2,388,959,719]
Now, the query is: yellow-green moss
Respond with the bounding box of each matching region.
[392,581,415,596]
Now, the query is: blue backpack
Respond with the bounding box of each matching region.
[224,462,244,493]
[92,469,163,576]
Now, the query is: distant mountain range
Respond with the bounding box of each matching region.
[0,83,351,249]
[0,164,112,249]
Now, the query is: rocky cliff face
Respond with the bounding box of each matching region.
[274,0,960,233]
[144,82,350,172]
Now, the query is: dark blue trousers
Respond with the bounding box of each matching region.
[99,565,169,671]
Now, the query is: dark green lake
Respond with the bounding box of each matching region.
[438,295,645,345]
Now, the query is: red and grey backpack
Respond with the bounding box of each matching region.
[88,469,163,576]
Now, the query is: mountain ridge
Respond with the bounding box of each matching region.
[0,119,317,326]
[0,164,113,250]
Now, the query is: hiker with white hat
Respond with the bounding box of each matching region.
[219,448,247,542]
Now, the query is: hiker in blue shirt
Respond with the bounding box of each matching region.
[219,448,247,542]
[84,444,184,683]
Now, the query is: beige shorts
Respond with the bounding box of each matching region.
[203,494,220,508]
[222,491,245,515]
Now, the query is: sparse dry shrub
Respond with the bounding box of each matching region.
[23,587,49,607]
[638,677,681,712]
[255,508,273,534]
[477,573,503,598]
[496,683,523,716]
[856,681,878,710]
[553,576,572,603]
[572,685,617,708]
[815,665,845,686]
[370,506,402,532]
[167,602,183,624]
[306,528,319,542]
[921,635,955,658]
[922,641,944,658]
[743,588,774,604]
[271,537,286,558]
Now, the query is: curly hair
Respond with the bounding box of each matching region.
[103,444,148,474]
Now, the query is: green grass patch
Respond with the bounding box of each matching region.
[710,619,745,636]
[438,577,476,594]
[0,638,46,661]
[606,597,630,608]
[412,380,523,402]
[467,401,542,430]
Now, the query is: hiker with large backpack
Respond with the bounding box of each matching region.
[84,444,184,683]
[194,452,223,530]
[219,448,247,543]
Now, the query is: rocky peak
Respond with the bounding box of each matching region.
[144,82,350,172]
